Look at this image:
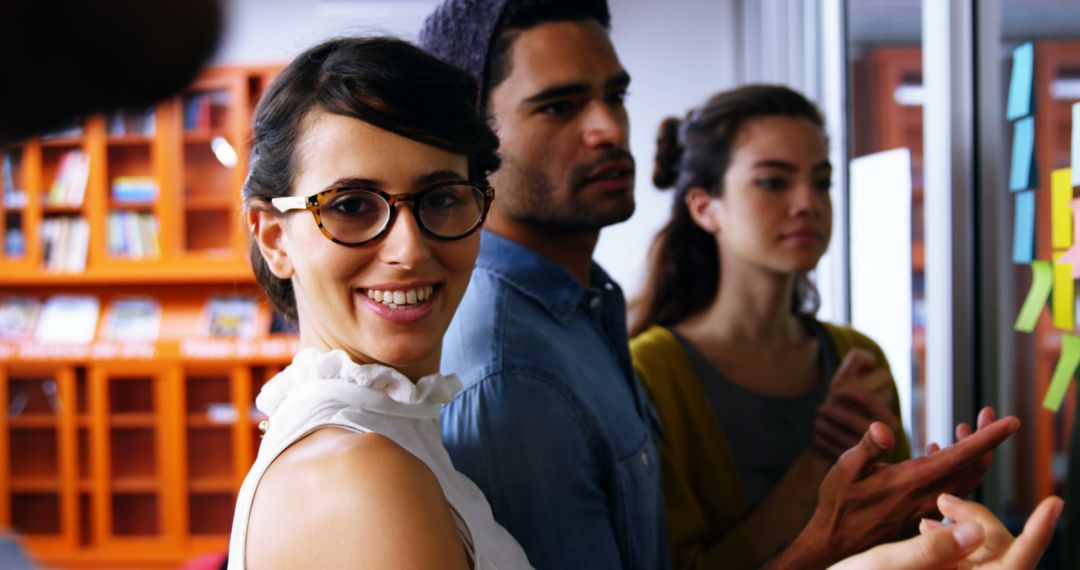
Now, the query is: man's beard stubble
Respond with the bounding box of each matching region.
[497,148,637,232]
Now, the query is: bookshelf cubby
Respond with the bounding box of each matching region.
[0,65,291,569]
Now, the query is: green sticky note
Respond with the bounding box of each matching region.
[1015,260,1053,332]
[1043,334,1080,412]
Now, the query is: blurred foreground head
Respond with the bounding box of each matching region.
[0,0,222,143]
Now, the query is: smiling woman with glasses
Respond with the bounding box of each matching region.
[227,37,532,569]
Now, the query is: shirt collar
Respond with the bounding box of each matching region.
[475,231,621,325]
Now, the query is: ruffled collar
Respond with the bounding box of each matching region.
[256,348,462,417]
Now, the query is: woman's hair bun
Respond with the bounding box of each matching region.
[652,116,684,189]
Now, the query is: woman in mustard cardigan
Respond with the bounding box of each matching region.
[629,85,911,569]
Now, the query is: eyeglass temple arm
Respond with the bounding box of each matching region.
[270,195,309,213]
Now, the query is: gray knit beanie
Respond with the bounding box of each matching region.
[419,0,610,107]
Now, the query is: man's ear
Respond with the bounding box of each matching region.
[247,206,294,279]
[685,187,721,234]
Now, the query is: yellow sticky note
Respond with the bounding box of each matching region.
[1053,253,1074,330]
[1015,260,1054,332]
[1052,168,1074,249]
[1043,334,1080,412]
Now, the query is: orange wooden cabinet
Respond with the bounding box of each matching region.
[1,341,292,568]
[0,64,291,568]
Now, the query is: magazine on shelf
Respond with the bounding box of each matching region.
[101,297,161,341]
[0,296,42,340]
[35,295,100,344]
[206,296,258,338]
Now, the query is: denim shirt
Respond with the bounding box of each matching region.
[441,231,669,570]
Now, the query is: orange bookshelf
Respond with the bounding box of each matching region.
[0,64,289,569]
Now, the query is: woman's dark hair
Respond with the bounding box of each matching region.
[630,84,825,337]
[243,36,501,323]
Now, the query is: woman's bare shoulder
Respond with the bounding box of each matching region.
[245,427,469,569]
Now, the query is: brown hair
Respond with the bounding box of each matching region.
[242,36,500,323]
[630,84,825,337]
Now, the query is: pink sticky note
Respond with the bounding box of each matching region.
[1058,198,1080,277]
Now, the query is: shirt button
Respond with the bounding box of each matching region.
[640,450,649,466]
[589,297,601,310]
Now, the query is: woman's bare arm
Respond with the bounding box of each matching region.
[246,428,470,570]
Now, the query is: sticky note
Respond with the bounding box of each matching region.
[1053,253,1074,330]
[1073,103,1080,187]
[1058,199,1080,277]
[1043,334,1080,412]
[1010,116,1037,191]
[1052,168,1073,249]
[1006,42,1034,120]
[1015,260,1053,332]
[1012,190,1035,263]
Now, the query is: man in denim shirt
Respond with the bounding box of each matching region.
[421,1,667,568]
[420,1,1030,569]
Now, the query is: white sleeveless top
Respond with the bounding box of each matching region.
[227,348,533,569]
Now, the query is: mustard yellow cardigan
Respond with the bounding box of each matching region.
[630,323,910,570]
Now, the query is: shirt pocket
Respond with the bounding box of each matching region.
[615,434,662,570]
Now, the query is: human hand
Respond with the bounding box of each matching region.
[813,350,902,460]
[925,407,996,474]
[787,415,1020,566]
[917,493,1061,569]
[828,494,1061,569]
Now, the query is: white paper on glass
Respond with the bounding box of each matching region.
[849,148,914,440]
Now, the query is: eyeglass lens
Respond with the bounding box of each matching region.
[318,184,486,243]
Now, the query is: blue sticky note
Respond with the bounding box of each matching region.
[1013,190,1035,263]
[1007,42,1034,120]
[1010,116,1037,191]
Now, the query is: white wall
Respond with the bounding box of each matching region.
[210,0,440,63]
[210,0,740,297]
[601,0,740,296]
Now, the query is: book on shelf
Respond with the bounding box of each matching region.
[108,107,156,137]
[46,149,90,207]
[35,295,99,344]
[41,216,89,271]
[4,225,26,257]
[0,296,42,341]
[2,151,27,208]
[183,90,231,131]
[41,121,84,140]
[101,297,161,341]
[205,296,258,338]
[111,176,159,202]
[107,211,160,259]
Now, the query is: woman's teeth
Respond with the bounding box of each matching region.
[365,286,434,309]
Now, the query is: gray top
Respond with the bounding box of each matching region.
[671,319,839,508]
